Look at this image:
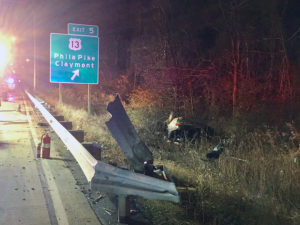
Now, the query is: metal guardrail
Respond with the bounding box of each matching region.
[92,161,179,203]
[26,91,179,205]
[26,91,97,181]
[105,95,153,173]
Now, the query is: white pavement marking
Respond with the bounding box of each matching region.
[24,96,70,225]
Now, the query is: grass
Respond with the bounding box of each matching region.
[37,86,300,225]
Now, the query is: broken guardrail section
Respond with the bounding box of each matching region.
[26,91,179,210]
[105,95,153,172]
[92,95,179,203]
[91,161,179,203]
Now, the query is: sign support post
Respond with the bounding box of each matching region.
[59,83,63,104]
[88,84,91,114]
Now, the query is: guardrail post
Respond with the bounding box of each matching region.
[82,142,101,160]
[118,195,130,223]
[53,115,64,121]
[59,121,72,130]
[69,130,84,143]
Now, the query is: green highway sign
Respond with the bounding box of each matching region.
[68,23,99,37]
[50,33,99,84]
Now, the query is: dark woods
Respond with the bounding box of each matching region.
[97,0,300,122]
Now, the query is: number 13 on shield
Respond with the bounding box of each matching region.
[69,38,82,51]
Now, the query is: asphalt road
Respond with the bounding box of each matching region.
[0,94,102,225]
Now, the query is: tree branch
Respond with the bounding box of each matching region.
[288,26,300,41]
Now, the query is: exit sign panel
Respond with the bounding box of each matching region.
[50,33,99,84]
[68,23,99,37]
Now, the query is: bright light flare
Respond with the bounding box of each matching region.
[6,77,16,90]
[0,41,9,68]
[0,35,12,76]
[7,94,15,102]
[7,77,15,84]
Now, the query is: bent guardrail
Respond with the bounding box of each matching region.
[91,161,179,202]
[26,91,180,221]
[105,95,153,173]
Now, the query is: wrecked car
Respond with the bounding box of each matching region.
[165,112,215,143]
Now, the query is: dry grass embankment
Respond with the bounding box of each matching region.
[38,87,300,225]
